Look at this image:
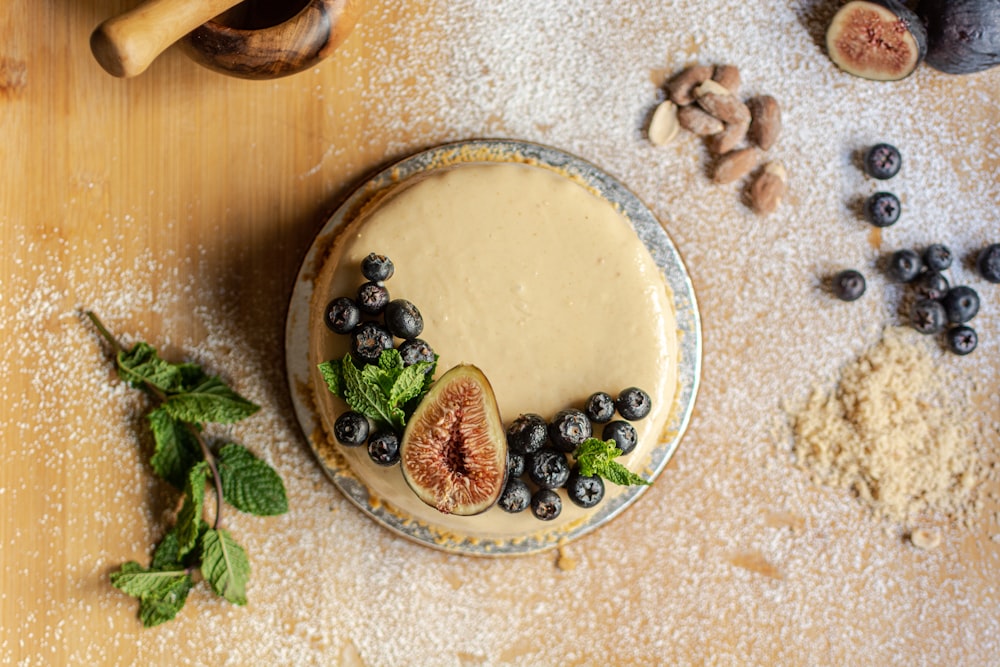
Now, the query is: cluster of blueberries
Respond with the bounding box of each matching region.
[324,252,435,465]
[499,387,651,522]
[861,143,903,228]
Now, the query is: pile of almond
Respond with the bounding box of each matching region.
[648,63,786,215]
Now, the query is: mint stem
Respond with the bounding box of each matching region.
[85,311,225,531]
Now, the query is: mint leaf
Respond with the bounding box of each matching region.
[318,360,345,399]
[176,363,209,393]
[176,462,209,557]
[361,361,400,399]
[573,437,650,486]
[390,362,430,407]
[138,575,193,627]
[151,529,182,570]
[594,460,650,486]
[148,407,202,488]
[200,528,250,605]
[217,443,288,516]
[378,348,404,373]
[342,355,404,431]
[164,376,259,424]
[117,342,182,392]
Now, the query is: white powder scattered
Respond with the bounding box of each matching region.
[3,1,1000,665]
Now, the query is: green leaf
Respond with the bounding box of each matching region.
[318,360,345,399]
[573,437,650,487]
[594,460,650,487]
[361,361,399,399]
[390,363,429,408]
[117,342,182,393]
[163,376,259,424]
[147,407,202,488]
[200,528,250,605]
[176,363,209,392]
[378,348,404,373]
[217,443,288,516]
[151,529,182,570]
[342,355,404,431]
[138,575,193,627]
[176,462,209,557]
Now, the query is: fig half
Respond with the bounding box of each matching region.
[400,364,507,516]
[919,0,1000,74]
[826,0,928,80]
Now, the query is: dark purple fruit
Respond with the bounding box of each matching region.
[832,269,866,301]
[527,449,571,489]
[548,409,592,453]
[351,321,393,365]
[602,420,638,455]
[357,281,390,315]
[923,244,953,271]
[865,191,901,227]
[615,387,652,421]
[361,253,394,282]
[506,414,548,455]
[978,243,1000,283]
[826,0,928,81]
[566,469,605,509]
[941,286,980,324]
[497,478,531,513]
[946,325,978,356]
[911,299,947,334]
[913,270,950,301]
[384,299,424,340]
[584,391,616,423]
[919,0,1000,75]
[398,338,435,368]
[887,249,922,282]
[367,431,401,466]
[507,451,525,479]
[324,296,361,334]
[334,411,369,447]
[865,143,902,179]
[530,488,562,521]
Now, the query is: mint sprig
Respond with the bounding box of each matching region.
[573,438,651,487]
[318,348,436,433]
[87,311,287,627]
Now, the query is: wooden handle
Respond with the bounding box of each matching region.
[91,0,244,77]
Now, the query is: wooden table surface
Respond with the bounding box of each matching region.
[3,1,999,665]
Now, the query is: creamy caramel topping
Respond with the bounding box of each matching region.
[309,162,678,538]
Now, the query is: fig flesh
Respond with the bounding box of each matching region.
[919,0,1000,74]
[400,364,507,516]
[826,0,928,80]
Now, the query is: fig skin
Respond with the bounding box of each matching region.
[399,364,508,516]
[826,0,928,80]
[918,0,1000,74]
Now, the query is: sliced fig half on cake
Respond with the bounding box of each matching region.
[826,0,928,80]
[400,364,507,516]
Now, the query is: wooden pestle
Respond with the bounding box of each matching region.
[91,0,246,78]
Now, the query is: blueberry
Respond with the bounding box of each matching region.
[864,192,901,228]
[887,249,922,283]
[530,488,562,521]
[361,253,394,282]
[911,299,947,335]
[865,143,902,180]
[367,431,400,466]
[566,469,605,509]
[602,420,638,455]
[584,391,616,423]
[527,449,571,489]
[506,414,548,455]
[548,409,592,453]
[398,338,435,368]
[615,387,652,421]
[357,281,390,315]
[923,244,953,272]
[946,325,978,356]
[941,286,980,324]
[507,451,525,479]
[334,411,369,447]
[978,244,1000,283]
[351,321,393,364]
[324,296,360,334]
[832,269,866,302]
[384,299,424,339]
[497,478,531,513]
[913,271,949,301]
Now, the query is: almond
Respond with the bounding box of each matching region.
[647,100,680,146]
[694,81,750,125]
[666,64,712,106]
[748,95,781,151]
[712,147,759,184]
[677,105,725,136]
[712,64,741,94]
[749,161,788,214]
[707,118,749,154]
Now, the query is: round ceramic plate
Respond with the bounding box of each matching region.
[285,139,701,555]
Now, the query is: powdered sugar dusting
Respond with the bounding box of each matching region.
[4,0,1000,664]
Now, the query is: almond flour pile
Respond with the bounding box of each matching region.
[791,327,981,526]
